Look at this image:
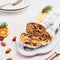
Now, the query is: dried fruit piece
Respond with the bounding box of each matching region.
[5,48,11,54]
[6,58,12,60]
[0,28,8,38]
[12,36,16,41]
[0,36,4,41]
[1,42,6,46]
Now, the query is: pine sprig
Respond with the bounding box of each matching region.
[42,6,53,13]
[0,22,8,29]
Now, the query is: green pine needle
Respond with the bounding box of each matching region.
[0,22,8,29]
[42,6,53,13]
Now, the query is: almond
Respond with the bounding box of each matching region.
[1,42,6,46]
[12,36,16,41]
[0,36,4,41]
[6,58,12,60]
[55,28,58,34]
[6,48,11,54]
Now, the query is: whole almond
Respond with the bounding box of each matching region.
[12,36,16,41]
[6,48,11,54]
[0,36,4,41]
[6,58,12,60]
[1,42,6,46]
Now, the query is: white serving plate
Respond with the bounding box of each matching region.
[16,11,60,56]
[0,0,31,12]
[16,31,60,56]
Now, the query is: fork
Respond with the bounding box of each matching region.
[12,0,23,6]
[0,0,23,9]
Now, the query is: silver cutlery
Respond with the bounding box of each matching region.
[12,0,23,6]
[0,3,11,9]
[45,39,60,60]
[46,46,60,60]
[0,0,23,9]
[46,50,60,60]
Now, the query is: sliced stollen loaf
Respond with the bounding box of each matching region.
[20,22,52,47]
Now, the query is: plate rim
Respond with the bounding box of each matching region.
[0,0,30,11]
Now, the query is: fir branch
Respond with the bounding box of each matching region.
[42,6,53,13]
[0,22,8,28]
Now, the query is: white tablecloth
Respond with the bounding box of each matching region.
[0,0,60,60]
